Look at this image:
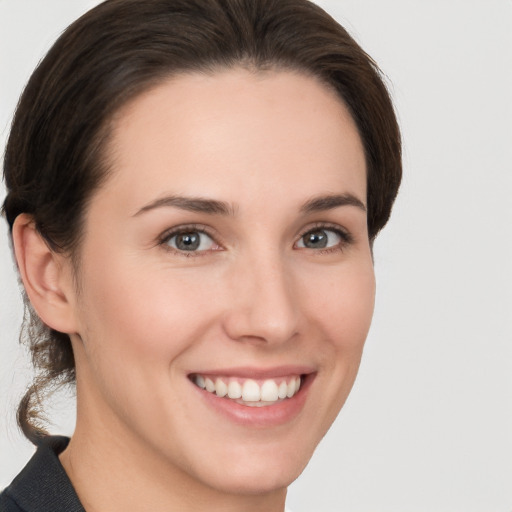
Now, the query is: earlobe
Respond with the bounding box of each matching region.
[12,214,78,334]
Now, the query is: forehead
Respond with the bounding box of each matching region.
[99,68,366,214]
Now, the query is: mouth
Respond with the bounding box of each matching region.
[190,373,303,407]
[188,368,315,427]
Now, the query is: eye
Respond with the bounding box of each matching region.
[163,229,217,253]
[295,227,346,250]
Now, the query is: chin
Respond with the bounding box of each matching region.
[204,461,305,496]
[190,438,314,496]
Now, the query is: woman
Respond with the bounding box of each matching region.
[0,0,401,511]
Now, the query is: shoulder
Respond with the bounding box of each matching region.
[0,491,23,512]
[0,436,84,512]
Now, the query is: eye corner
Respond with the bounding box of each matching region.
[157,224,223,256]
[294,223,354,253]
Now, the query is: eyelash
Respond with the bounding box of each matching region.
[297,222,354,255]
[157,222,353,257]
[158,224,219,257]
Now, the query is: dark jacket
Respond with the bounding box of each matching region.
[0,436,85,512]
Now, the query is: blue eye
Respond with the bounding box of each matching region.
[296,228,343,250]
[165,230,215,252]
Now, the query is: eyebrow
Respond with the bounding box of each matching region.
[134,195,236,217]
[134,192,366,217]
[300,193,366,213]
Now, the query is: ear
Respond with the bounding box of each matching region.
[12,214,79,334]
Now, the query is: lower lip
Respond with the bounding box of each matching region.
[192,375,314,428]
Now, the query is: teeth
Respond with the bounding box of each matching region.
[205,378,215,393]
[195,375,206,389]
[278,381,288,399]
[286,379,296,398]
[215,378,228,397]
[193,374,302,404]
[242,379,261,401]
[227,380,242,399]
[239,400,276,407]
[261,380,279,402]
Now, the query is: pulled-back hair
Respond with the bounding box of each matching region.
[2,0,401,444]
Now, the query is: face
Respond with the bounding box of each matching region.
[68,69,374,495]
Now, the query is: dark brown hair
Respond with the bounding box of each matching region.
[2,0,401,444]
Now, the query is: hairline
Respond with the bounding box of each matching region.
[63,65,369,291]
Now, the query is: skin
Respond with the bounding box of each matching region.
[14,69,375,511]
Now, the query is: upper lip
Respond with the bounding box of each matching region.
[188,365,315,379]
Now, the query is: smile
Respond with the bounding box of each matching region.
[191,374,302,407]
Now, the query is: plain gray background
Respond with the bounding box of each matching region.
[1,1,511,511]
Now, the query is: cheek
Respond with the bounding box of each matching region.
[308,261,375,400]
[306,261,376,350]
[82,270,213,361]
[283,261,375,445]
[74,263,217,423]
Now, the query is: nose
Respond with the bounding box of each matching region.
[222,250,300,345]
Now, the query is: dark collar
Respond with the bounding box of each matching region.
[1,436,85,512]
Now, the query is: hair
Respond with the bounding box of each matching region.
[2,0,401,444]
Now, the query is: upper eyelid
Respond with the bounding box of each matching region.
[158,224,217,242]
[297,222,352,240]
[157,221,353,250]
[157,226,223,259]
